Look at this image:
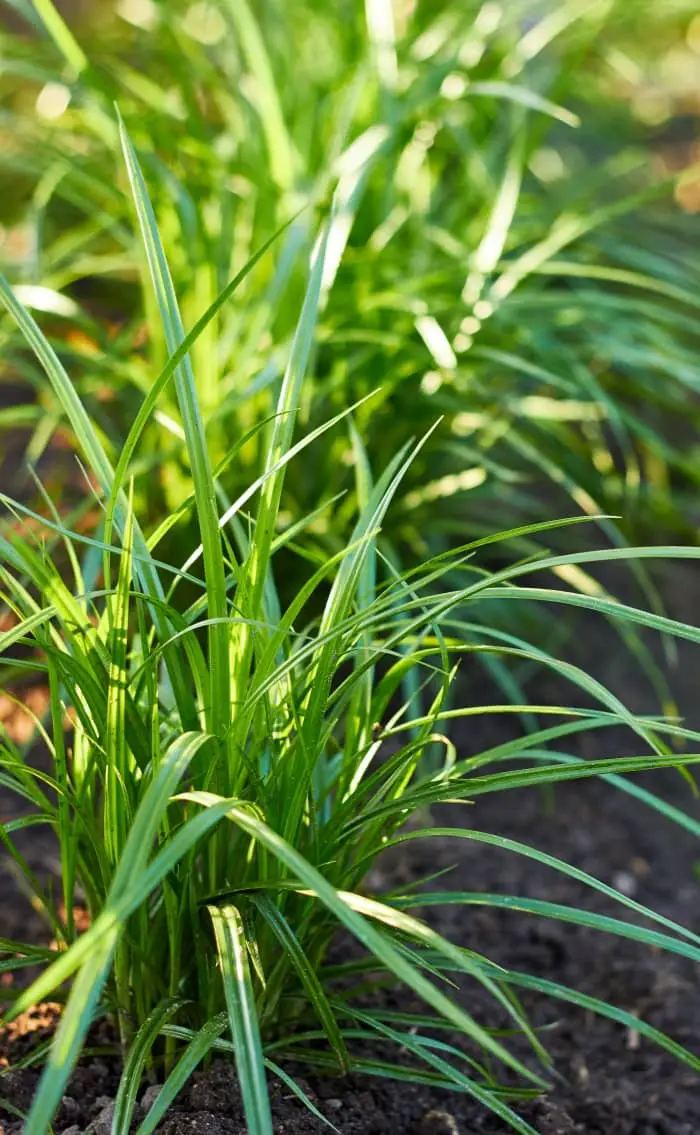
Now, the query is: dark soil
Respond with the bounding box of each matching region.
[2,569,700,1134]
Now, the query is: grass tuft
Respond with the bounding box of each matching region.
[0,3,699,1131]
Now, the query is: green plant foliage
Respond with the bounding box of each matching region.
[1,0,698,580]
[1,126,700,1133]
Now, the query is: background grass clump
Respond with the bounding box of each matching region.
[1,3,700,1134]
[1,0,699,573]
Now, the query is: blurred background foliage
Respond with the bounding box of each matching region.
[0,0,698,592]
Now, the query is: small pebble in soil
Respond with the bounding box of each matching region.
[140,1083,162,1114]
[85,1097,114,1135]
[419,1109,460,1134]
[612,870,638,897]
[630,856,650,878]
[532,1100,582,1134]
[60,1096,79,1120]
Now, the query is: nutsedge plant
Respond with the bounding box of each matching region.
[2,123,700,1135]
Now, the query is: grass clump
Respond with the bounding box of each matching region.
[1,125,700,1135]
[1,0,699,572]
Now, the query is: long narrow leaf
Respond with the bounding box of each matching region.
[208,904,273,1135]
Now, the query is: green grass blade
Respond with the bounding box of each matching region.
[386,827,700,947]
[104,217,297,554]
[103,486,134,866]
[32,0,88,74]
[134,1015,230,1135]
[397,894,700,965]
[469,80,580,127]
[263,1061,339,1130]
[118,114,229,739]
[112,999,187,1135]
[347,1006,540,1135]
[46,655,75,941]
[23,932,115,1134]
[251,892,350,1074]
[242,220,330,627]
[500,969,700,1072]
[208,904,273,1135]
[221,0,296,191]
